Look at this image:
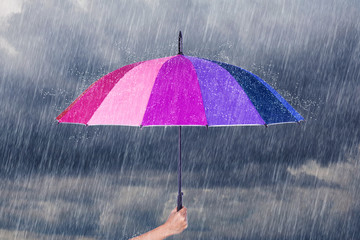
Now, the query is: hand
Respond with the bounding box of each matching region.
[128,207,188,240]
[163,206,188,236]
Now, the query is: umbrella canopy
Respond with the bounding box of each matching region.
[57,32,304,211]
[56,56,303,127]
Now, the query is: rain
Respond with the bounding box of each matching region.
[0,0,359,239]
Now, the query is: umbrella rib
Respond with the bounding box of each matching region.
[139,56,177,126]
[184,55,209,127]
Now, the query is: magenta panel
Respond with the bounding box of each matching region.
[141,55,207,126]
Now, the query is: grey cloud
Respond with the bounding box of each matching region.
[1,155,360,239]
[0,0,358,180]
[0,0,360,239]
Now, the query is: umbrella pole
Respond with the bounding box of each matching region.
[177,126,183,211]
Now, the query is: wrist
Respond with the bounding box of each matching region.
[160,223,173,238]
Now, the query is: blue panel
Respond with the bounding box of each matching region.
[209,60,300,124]
[250,72,304,122]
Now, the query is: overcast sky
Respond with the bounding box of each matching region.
[0,0,359,239]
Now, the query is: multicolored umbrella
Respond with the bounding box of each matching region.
[57,32,304,210]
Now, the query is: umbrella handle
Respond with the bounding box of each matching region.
[177,192,183,211]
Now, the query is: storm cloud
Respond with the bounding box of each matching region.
[0,0,359,239]
[1,149,360,239]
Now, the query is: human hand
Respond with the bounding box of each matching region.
[162,206,188,236]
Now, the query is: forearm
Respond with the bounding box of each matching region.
[129,224,171,240]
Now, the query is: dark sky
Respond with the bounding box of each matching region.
[0,0,359,239]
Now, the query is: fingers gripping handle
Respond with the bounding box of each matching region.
[177,192,183,211]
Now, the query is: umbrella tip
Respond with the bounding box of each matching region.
[297,120,305,125]
[178,31,183,55]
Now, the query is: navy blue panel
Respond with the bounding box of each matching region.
[210,60,297,124]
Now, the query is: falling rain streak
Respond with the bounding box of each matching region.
[0,0,359,239]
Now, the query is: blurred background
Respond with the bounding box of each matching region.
[0,0,359,239]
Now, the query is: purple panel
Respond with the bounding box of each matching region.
[185,56,265,125]
[142,55,207,126]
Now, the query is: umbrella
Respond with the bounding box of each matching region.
[57,31,304,211]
